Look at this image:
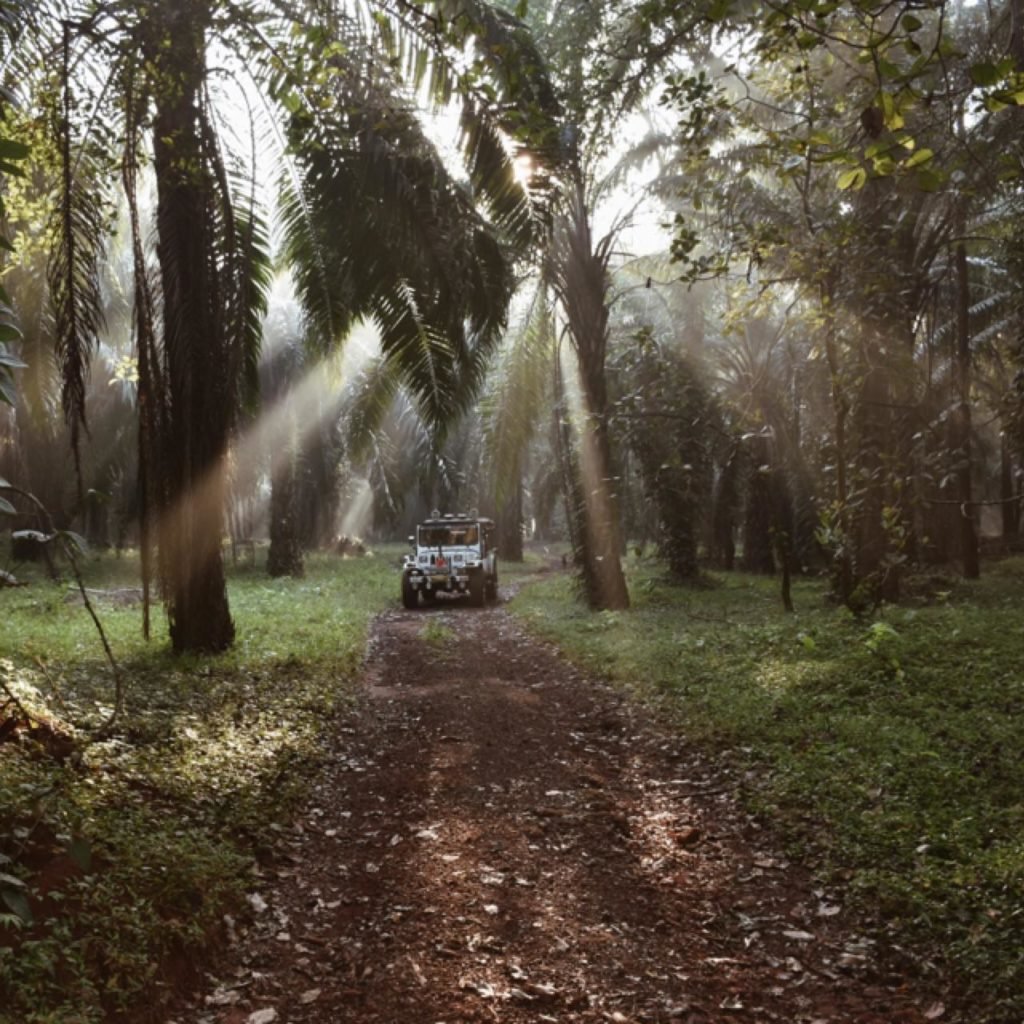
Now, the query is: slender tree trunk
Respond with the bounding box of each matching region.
[711,443,739,570]
[577,384,630,609]
[552,348,586,576]
[267,422,304,578]
[822,277,853,603]
[1011,0,1024,66]
[954,220,980,579]
[151,0,235,652]
[741,434,775,574]
[498,475,525,562]
[1001,431,1020,541]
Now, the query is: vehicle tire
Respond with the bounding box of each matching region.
[485,572,498,603]
[401,574,419,609]
[468,569,485,607]
[422,588,437,606]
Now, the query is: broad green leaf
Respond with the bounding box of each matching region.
[915,167,943,192]
[0,496,15,515]
[904,147,934,169]
[1,887,32,925]
[837,167,867,191]
[970,62,1000,87]
[68,837,93,873]
[0,139,28,160]
[901,14,922,31]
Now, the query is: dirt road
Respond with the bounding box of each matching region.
[180,595,938,1024]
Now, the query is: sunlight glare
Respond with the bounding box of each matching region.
[338,478,374,542]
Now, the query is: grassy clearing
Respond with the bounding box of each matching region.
[0,547,397,1024]
[511,558,1024,1024]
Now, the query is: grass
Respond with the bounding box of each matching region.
[7,543,1021,1022]
[0,546,398,1024]
[510,556,1024,1024]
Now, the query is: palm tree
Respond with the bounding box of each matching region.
[14,0,557,651]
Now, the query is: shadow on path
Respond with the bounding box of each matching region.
[183,598,936,1024]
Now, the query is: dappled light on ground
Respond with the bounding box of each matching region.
[176,602,936,1024]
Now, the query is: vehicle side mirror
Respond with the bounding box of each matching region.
[407,535,415,546]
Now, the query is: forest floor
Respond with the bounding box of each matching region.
[170,579,942,1024]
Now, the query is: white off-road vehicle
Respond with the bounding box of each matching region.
[401,511,498,608]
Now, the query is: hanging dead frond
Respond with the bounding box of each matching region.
[48,24,113,491]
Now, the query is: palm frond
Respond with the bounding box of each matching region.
[278,58,517,429]
[340,355,403,461]
[481,281,554,503]
[47,140,111,476]
[459,98,534,249]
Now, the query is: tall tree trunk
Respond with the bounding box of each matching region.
[553,183,629,610]
[954,219,980,579]
[711,448,738,570]
[1011,0,1024,66]
[741,433,775,574]
[151,0,235,652]
[552,348,587,579]
[497,475,525,563]
[577,383,630,608]
[1001,430,1020,541]
[822,275,853,603]
[267,421,304,578]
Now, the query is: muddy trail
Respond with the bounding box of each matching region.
[178,593,940,1024]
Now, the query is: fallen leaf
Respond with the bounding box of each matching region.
[299,989,321,1004]
[674,826,702,847]
[247,1010,277,1024]
[206,987,242,1006]
[924,1004,946,1020]
[247,893,268,914]
[783,929,815,942]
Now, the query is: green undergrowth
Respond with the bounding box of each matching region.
[0,548,395,1023]
[511,558,1024,1024]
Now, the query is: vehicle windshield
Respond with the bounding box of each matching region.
[419,525,479,547]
